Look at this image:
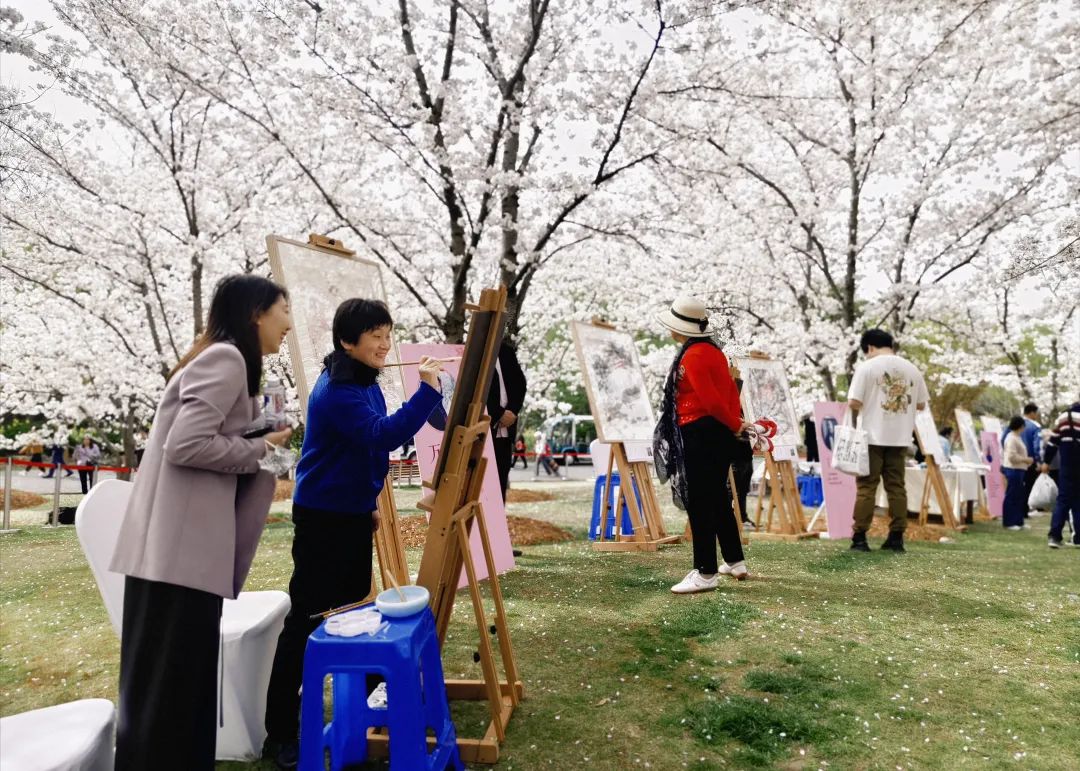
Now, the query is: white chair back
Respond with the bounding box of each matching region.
[75,478,133,637]
[589,440,610,476]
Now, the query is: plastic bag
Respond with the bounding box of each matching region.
[259,444,297,477]
[1028,473,1058,510]
[831,410,870,477]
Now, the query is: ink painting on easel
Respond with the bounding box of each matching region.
[266,234,405,416]
[736,356,800,451]
[571,322,655,443]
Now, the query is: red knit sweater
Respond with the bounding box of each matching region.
[675,344,743,432]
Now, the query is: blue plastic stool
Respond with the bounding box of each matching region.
[299,606,463,771]
[589,473,638,540]
[796,475,824,507]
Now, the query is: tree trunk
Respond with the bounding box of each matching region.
[121,403,136,481]
[192,253,204,338]
[1050,337,1059,409]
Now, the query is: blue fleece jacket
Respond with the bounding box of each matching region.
[293,365,442,514]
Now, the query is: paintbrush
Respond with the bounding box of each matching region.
[383,356,461,368]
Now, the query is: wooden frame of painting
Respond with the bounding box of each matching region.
[954,409,982,465]
[266,233,405,417]
[733,355,801,451]
[915,410,947,466]
[980,415,1003,435]
[570,321,655,443]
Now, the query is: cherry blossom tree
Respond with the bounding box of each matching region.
[0,5,295,456]
[94,0,685,341]
[656,0,1079,398]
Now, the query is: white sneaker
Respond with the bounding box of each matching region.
[1005,525,1023,531]
[670,569,718,594]
[367,681,388,709]
[741,519,756,531]
[718,561,749,580]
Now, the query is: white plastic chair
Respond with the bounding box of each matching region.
[0,698,115,771]
[75,479,290,761]
[588,440,652,476]
[589,439,609,477]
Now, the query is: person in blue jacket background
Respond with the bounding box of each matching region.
[263,298,444,767]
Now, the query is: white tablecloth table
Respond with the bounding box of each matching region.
[875,466,981,516]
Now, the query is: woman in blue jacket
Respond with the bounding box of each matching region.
[263,298,443,766]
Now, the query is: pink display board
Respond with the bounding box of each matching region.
[981,430,1004,519]
[400,344,515,586]
[814,401,856,539]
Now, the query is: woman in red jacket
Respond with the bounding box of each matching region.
[655,296,752,593]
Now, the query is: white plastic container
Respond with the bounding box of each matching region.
[263,376,286,430]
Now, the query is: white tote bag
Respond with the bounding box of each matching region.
[831,409,870,477]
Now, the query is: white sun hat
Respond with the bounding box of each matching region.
[656,295,713,338]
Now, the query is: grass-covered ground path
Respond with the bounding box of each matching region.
[2,480,1077,769]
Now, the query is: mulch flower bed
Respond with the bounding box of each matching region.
[506,488,556,503]
[0,490,46,509]
[398,514,573,548]
[867,517,959,542]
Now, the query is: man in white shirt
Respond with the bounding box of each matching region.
[847,329,929,553]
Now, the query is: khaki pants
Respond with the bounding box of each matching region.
[853,445,908,534]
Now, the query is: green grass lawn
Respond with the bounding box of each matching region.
[2,481,1078,770]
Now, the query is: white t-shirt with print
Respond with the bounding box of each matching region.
[848,354,929,447]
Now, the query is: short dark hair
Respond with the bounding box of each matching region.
[332,298,393,351]
[1007,416,1025,432]
[859,328,894,353]
[939,426,953,438]
[1023,403,1038,415]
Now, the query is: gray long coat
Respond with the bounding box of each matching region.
[110,342,276,599]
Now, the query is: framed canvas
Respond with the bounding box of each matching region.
[915,410,946,465]
[954,408,982,464]
[571,322,655,443]
[266,234,405,417]
[980,415,1003,435]
[735,356,800,450]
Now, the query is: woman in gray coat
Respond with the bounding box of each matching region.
[110,275,294,770]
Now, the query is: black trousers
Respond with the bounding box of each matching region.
[493,435,513,502]
[728,458,753,521]
[681,417,745,573]
[265,504,374,744]
[78,467,93,494]
[115,576,223,771]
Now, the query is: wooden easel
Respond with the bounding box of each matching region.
[571,318,678,552]
[594,442,679,551]
[751,450,818,541]
[736,353,816,541]
[357,481,411,605]
[368,286,520,765]
[913,434,966,530]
